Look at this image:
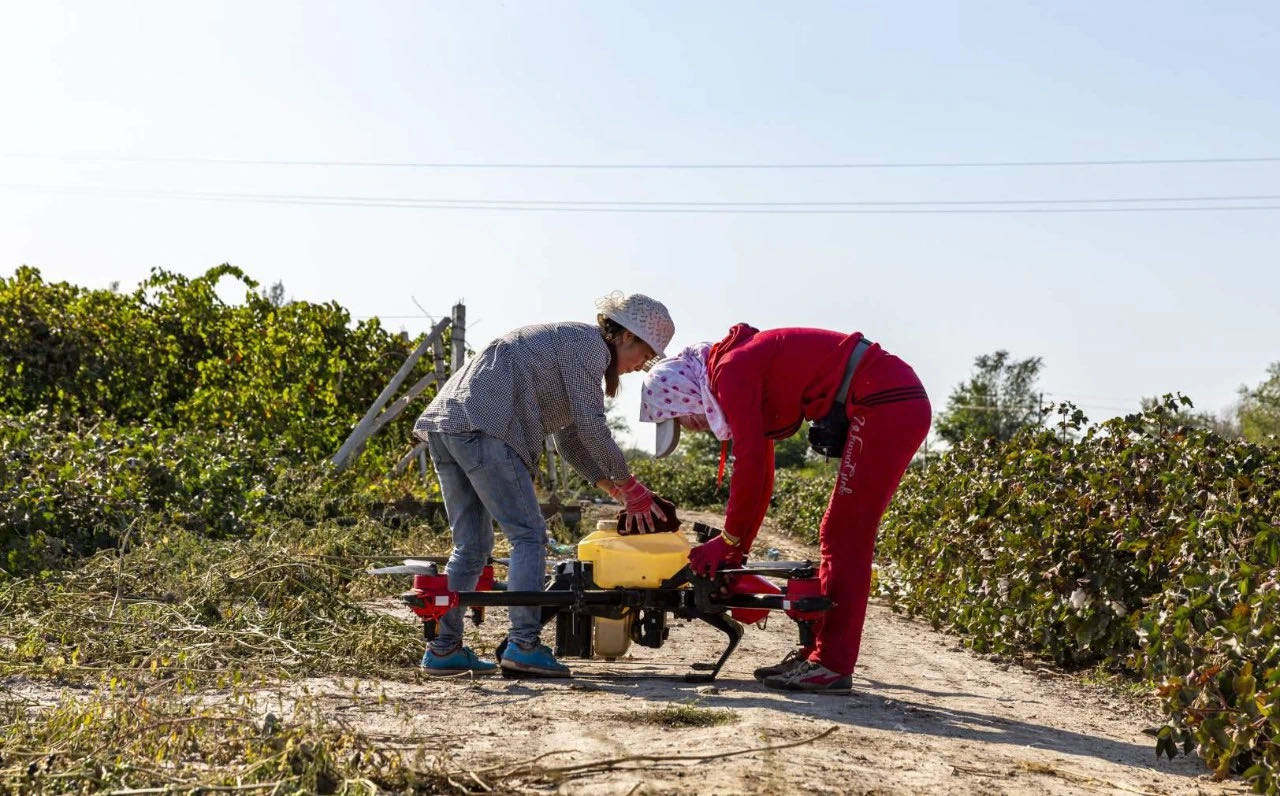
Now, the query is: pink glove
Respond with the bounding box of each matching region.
[689,535,745,577]
[619,476,665,533]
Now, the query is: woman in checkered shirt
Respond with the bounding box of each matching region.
[413,292,675,678]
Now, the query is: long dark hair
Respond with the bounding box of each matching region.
[597,314,626,398]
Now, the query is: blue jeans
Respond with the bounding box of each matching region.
[425,431,548,651]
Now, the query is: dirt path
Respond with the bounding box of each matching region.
[273,509,1239,795]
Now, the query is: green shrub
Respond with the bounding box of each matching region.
[771,469,833,543]
[0,265,454,577]
[768,395,1280,787]
[0,413,280,576]
[0,413,443,579]
[630,448,832,512]
[1135,518,1280,784]
[629,458,729,507]
[0,265,445,465]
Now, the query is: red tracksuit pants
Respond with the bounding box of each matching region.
[810,353,931,675]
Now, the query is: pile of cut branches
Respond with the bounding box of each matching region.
[2,690,440,794]
[0,518,449,687]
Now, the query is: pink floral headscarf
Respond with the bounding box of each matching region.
[639,343,732,441]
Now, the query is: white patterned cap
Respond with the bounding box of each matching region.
[595,291,675,358]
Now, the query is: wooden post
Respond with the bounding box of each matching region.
[431,335,448,384]
[544,436,558,490]
[360,371,440,439]
[450,302,466,375]
[394,440,430,475]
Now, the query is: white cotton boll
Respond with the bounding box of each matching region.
[1109,600,1128,617]
[1070,589,1089,611]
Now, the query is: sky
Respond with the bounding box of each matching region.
[2,1,1278,449]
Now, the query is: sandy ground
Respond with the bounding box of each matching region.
[5,510,1246,794]
[284,510,1240,795]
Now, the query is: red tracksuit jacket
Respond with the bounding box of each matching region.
[707,324,872,547]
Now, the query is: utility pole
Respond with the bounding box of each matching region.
[450,302,466,374]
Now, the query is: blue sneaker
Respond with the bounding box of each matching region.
[421,645,498,676]
[500,642,571,677]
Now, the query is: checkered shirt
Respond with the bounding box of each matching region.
[414,322,628,484]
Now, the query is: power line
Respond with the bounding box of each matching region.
[350,314,485,332]
[5,153,1280,170]
[14,185,1279,207]
[5,184,1280,215]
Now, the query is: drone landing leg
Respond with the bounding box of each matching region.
[685,613,743,683]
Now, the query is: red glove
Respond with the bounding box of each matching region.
[619,476,666,533]
[689,535,745,577]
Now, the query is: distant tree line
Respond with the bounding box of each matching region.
[933,350,1280,447]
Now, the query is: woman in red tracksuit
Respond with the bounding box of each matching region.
[640,325,931,693]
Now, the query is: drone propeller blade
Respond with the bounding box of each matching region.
[368,562,439,576]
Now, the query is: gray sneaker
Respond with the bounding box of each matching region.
[753,648,811,682]
[762,660,852,694]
